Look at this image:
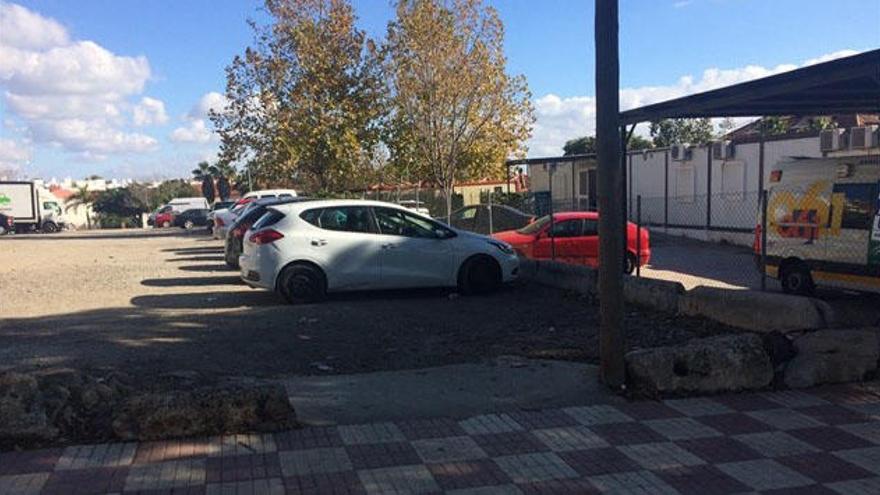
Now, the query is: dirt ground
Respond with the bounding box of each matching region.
[0,229,732,380]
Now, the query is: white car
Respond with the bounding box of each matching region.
[239,200,519,303]
[212,207,239,240]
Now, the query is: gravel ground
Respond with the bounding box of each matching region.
[0,229,734,380]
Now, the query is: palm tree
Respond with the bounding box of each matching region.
[65,185,95,229]
[213,162,237,201]
[192,161,218,203]
[191,161,216,181]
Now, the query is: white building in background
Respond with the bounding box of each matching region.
[519,115,880,246]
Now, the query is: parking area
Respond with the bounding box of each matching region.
[641,232,880,327]
[0,229,735,383]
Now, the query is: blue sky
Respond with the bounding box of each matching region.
[1,0,878,180]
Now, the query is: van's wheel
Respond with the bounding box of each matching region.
[162,220,171,228]
[780,261,815,296]
[458,256,502,295]
[184,220,194,230]
[279,264,327,304]
[42,221,58,233]
[624,252,637,275]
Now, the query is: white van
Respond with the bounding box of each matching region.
[758,155,880,294]
[241,189,298,201]
[167,197,209,213]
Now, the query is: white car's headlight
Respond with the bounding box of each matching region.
[488,240,515,255]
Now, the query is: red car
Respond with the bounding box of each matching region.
[492,211,650,273]
[153,207,174,228]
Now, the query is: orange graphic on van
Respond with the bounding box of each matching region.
[769,180,845,241]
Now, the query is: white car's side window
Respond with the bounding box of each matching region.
[374,208,447,239]
[302,207,374,234]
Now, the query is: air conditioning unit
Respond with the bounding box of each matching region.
[820,128,846,152]
[670,144,691,161]
[712,140,735,160]
[849,125,879,149]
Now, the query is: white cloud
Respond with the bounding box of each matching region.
[0,2,159,159]
[187,91,228,120]
[133,97,169,126]
[0,137,31,172]
[527,49,862,156]
[0,1,68,50]
[170,119,213,143]
[673,0,694,8]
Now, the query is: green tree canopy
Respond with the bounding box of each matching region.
[212,0,387,193]
[92,188,147,227]
[151,180,198,210]
[563,136,596,156]
[649,118,714,147]
[563,134,653,155]
[385,0,534,219]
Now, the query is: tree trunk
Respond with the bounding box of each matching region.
[444,182,455,224]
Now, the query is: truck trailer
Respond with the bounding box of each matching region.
[0,181,68,234]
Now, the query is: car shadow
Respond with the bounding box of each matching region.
[162,246,224,254]
[168,256,225,263]
[141,276,243,287]
[131,290,281,309]
[177,264,233,272]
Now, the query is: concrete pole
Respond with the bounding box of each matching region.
[595,0,626,389]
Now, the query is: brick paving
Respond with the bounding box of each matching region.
[1,382,878,494]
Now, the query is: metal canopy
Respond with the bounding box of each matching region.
[619,49,880,124]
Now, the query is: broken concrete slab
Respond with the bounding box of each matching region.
[784,329,880,389]
[678,286,828,332]
[625,334,773,395]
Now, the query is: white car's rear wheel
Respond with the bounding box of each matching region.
[279,264,327,304]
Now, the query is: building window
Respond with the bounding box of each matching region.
[674,166,695,203]
[721,161,745,201]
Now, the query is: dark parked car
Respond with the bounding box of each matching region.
[173,208,210,230]
[224,197,311,268]
[0,213,13,235]
[448,204,535,235]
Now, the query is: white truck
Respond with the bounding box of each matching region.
[759,155,880,294]
[0,181,68,234]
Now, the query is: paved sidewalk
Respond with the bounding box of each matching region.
[1,383,879,494]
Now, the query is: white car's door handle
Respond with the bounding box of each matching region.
[311,239,327,246]
[381,243,397,250]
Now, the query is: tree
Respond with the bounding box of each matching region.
[385,0,534,220]
[627,135,653,150]
[191,161,217,203]
[212,0,387,193]
[91,188,147,228]
[563,134,652,155]
[152,180,199,210]
[649,118,714,147]
[213,161,238,201]
[563,136,596,156]
[65,185,96,229]
[762,116,790,136]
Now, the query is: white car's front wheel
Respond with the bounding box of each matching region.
[458,255,502,295]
